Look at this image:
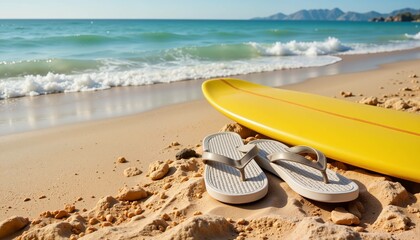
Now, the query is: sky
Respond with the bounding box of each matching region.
[0,0,419,19]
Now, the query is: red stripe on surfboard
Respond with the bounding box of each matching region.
[220,79,420,137]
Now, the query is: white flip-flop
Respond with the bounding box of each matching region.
[202,132,268,204]
[249,139,359,203]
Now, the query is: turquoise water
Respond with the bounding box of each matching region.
[0,19,419,99]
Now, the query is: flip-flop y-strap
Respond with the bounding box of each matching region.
[268,146,329,183]
[203,144,259,181]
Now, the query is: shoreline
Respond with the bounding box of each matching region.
[1,48,419,137]
[0,54,419,239]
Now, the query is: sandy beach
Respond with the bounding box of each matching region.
[1,55,419,239]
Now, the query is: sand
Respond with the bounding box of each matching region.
[0,57,419,239]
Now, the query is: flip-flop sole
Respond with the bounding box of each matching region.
[203,132,268,204]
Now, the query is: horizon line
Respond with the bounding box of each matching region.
[1,7,418,21]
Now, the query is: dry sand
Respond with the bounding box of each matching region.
[0,58,419,239]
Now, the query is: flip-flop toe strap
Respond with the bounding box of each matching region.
[268,146,329,183]
[202,144,259,181]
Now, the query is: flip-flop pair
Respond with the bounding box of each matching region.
[202,132,359,204]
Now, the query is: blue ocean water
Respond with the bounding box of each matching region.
[0,19,419,99]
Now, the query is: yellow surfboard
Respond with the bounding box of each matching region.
[202,78,420,183]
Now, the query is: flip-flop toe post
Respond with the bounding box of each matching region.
[250,139,359,203]
[202,132,268,204]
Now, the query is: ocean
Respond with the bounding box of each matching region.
[1,19,420,100]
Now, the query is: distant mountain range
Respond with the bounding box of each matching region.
[252,8,420,21]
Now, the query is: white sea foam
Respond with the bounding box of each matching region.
[1,36,420,100]
[339,40,420,55]
[405,32,420,40]
[250,36,420,56]
[0,56,341,99]
[249,37,351,56]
